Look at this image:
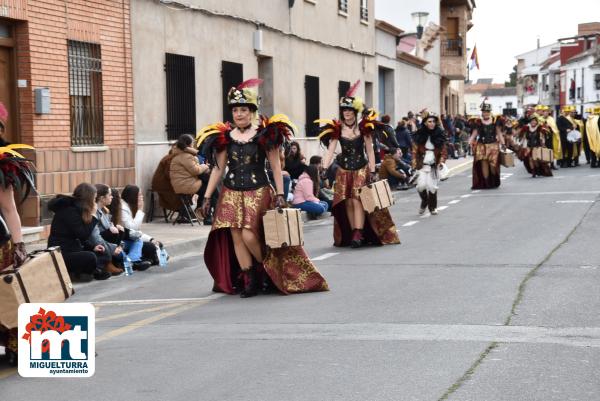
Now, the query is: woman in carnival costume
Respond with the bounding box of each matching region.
[518,115,553,177]
[197,79,328,298]
[411,112,448,215]
[0,102,36,365]
[468,102,505,189]
[317,80,400,248]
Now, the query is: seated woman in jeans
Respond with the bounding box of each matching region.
[292,165,328,219]
[95,184,151,272]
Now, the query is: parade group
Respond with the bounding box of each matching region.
[2,78,600,303]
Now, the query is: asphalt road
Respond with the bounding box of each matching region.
[1,160,599,401]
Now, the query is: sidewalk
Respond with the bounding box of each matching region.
[144,156,473,258]
[142,219,212,257]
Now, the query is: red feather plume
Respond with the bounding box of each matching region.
[237,78,263,90]
[346,79,361,97]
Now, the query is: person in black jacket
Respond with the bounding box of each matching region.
[47,182,111,281]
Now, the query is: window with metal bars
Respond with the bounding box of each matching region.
[68,40,104,146]
[360,0,368,21]
[165,53,196,140]
[339,0,348,13]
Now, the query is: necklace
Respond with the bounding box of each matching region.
[343,120,356,129]
[237,124,252,133]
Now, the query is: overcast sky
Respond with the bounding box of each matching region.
[375,0,600,83]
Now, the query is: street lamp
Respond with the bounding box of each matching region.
[411,12,429,39]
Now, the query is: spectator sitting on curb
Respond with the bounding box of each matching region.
[284,140,306,181]
[121,185,163,265]
[47,183,111,281]
[379,147,409,190]
[96,184,151,271]
[292,164,329,219]
[309,155,333,211]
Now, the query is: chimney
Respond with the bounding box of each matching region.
[578,22,600,36]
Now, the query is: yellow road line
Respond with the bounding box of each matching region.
[97,302,202,343]
[92,295,223,306]
[96,303,184,323]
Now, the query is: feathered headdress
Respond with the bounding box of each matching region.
[480,102,492,112]
[0,144,36,203]
[339,79,364,114]
[227,78,263,110]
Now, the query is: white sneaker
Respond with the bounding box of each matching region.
[430,209,438,215]
[419,207,426,215]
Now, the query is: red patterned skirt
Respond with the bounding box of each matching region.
[203,185,329,295]
[521,148,553,177]
[332,166,400,247]
[472,143,501,189]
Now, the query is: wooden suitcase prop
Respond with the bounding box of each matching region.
[263,208,304,249]
[0,247,74,329]
[532,147,554,162]
[359,180,394,213]
[500,149,515,167]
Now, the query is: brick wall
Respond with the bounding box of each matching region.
[4,0,134,226]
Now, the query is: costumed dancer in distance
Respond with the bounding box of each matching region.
[468,102,505,189]
[585,106,600,168]
[197,79,328,298]
[538,105,562,170]
[317,80,400,248]
[411,111,448,215]
[519,115,553,177]
[567,106,584,166]
[556,105,575,167]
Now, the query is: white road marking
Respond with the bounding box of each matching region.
[472,190,600,197]
[92,294,226,305]
[311,252,339,261]
[460,194,472,198]
[448,200,461,204]
[437,206,449,211]
[402,221,419,227]
[471,190,481,194]
[500,173,513,180]
[555,200,594,204]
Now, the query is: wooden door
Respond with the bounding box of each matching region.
[446,18,459,39]
[0,46,16,143]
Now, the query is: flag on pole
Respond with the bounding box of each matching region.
[469,45,479,70]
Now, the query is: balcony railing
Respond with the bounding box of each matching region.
[441,37,463,57]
